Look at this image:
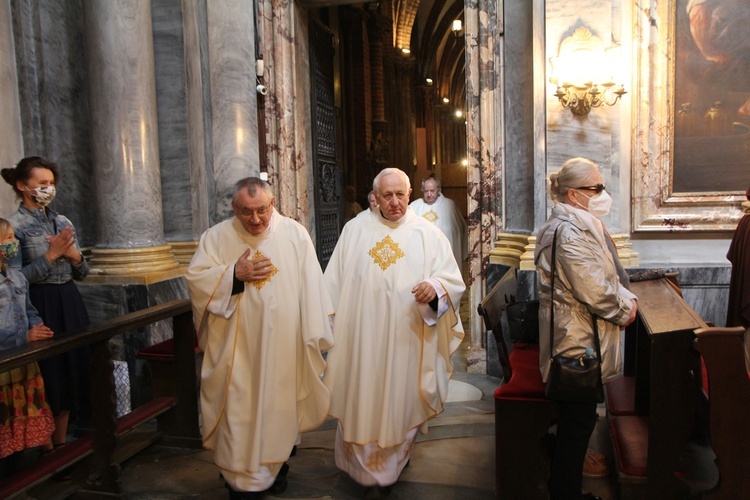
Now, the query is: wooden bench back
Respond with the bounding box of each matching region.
[694,326,750,499]
[477,267,518,383]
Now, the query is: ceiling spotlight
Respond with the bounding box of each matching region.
[425,78,433,85]
[442,97,450,104]
[455,110,463,118]
[401,47,411,55]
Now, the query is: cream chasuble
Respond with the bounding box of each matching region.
[186,211,333,490]
[410,195,468,265]
[323,208,465,485]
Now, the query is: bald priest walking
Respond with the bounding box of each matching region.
[186,177,334,499]
[323,167,465,496]
[409,173,468,266]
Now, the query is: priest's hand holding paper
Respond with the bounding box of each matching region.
[235,248,273,282]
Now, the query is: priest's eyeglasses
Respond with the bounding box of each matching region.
[239,204,271,217]
[575,184,606,194]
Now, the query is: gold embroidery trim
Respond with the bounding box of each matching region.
[422,210,439,223]
[250,250,278,290]
[368,235,405,270]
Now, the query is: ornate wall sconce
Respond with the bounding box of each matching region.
[549,27,626,116]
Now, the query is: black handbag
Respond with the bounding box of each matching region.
[506,300,540,344]
[543,225,605,404]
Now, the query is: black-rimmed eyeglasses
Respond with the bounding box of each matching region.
[575,184,606,194]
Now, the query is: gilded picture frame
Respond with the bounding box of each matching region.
[631,0,747,232]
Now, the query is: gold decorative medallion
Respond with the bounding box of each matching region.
[368,235,405,270]
[249,251,278,290]
[422,210,439,223]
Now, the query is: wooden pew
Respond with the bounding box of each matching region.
[608,278,707,498]
[0,300,201,498]
[693,326,750,499]
[479,268,557,500]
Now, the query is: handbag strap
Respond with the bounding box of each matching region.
[547,224,602,361]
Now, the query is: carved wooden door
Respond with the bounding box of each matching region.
[310,20,341,270]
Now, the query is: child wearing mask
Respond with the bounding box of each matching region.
[0,217,56,463]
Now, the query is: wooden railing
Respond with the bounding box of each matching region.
[0,299,201,497]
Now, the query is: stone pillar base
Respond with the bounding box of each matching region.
[490,233,530,267]
[86,245,182,284]
[519,236,536,270]
[169,241,199,266]
[610,233,640,268]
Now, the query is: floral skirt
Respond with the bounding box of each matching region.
[0,363,55,459]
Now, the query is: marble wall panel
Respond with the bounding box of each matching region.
[12,0,95,244]
[206,0,259,222]
[0,0,22,218]
[181,0,211,237]
[544,0,627,234]
[465,0,504,346]
[152,0,192,242]
[258,0,312,228]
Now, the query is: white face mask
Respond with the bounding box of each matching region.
[575,189,612,218]
[26,185,56,206]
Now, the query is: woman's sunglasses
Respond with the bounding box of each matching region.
[575,184,606,194]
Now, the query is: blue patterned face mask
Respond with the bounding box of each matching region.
[0,240,19,260]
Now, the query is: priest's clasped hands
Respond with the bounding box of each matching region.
[412,281,437,303]
[235,248,273,282]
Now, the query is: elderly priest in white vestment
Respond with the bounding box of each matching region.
[324,168,465,496]
[186,177,334,499]
[409,174,468,266]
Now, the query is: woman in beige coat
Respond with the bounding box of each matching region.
[534,157,638,500]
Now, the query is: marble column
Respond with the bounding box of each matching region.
[504,0,535,234]
[465,0,504,364]
[11,0,94,244]
[0,0,22,218]
[258,0,313,227]
[206,0,259,222]
[181,0,212,241]
[83,0,178,278]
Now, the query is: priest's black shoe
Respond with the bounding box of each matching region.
[364,484,393,498]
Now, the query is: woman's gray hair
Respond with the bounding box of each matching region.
[373,168,411,192]
[548,157,599,203]
[232,177,274,203]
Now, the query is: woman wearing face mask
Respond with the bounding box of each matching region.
[1,157,90,451]
[534,157,638,500]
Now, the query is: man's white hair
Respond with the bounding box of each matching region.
[373,168,411,192]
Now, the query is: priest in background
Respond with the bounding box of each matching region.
[324,167,465,497]
[186,177,334,499]
[409,173,468,267]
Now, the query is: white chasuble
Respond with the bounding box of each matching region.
[186,211,333,490]
[410,195,468,265]
[323,208,465,485]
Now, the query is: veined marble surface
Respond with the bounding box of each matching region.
[152,0,192,242]
[84,0,166,248]
[0,0,23,219]
[465,0,504,347]
[78,276,189,406]
[206,0,259,221]
[12,0,95,245]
